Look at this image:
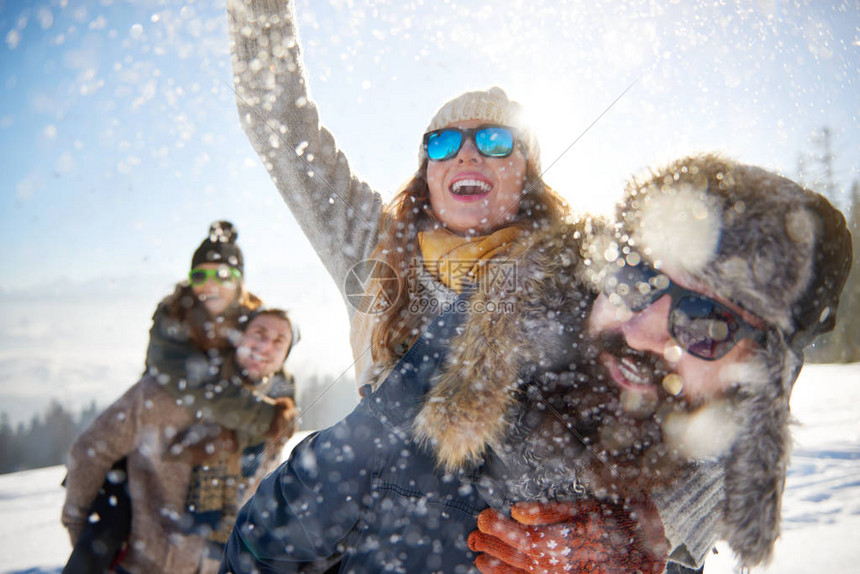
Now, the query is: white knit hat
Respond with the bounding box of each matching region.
[421,86,541,173]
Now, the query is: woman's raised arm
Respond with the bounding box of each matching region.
[228,0,384,304]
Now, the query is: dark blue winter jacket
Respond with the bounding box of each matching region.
[219,308,486,574]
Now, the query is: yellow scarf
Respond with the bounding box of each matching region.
[349,225,527,387]
[418,226,525,292]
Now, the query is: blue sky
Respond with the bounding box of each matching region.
[1,0,858,423]
[2,0,858,290]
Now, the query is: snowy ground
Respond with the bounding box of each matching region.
[1,363,858,573]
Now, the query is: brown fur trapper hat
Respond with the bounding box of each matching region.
[602,154,852,567]
[617,153,851,352]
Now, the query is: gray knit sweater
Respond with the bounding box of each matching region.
[229,0,383,312]
[228,0,724,568]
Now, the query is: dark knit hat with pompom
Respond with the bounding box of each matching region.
[191,221,244,275]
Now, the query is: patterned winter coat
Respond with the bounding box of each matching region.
[62,372,288,574]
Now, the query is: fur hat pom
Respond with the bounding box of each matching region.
[208,220,238,244]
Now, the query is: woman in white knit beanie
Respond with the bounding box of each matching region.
[224,1,677,573]
[366,85,567,371]
[229,0,567,382]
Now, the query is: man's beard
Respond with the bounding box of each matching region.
[478,331,696,507]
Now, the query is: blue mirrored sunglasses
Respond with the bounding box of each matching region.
[423,125,518,162]
[604,263,767,361]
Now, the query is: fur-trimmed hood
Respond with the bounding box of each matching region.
[413,220,596,473]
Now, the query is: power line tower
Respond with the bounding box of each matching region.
[797,127,840,204]
[798,127,859,362]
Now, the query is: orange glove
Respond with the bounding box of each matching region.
[265,396,298,444]
[468,498,668,574]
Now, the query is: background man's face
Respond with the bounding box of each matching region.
[236,315,293,379]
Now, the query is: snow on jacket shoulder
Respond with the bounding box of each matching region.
[221,309,485,574]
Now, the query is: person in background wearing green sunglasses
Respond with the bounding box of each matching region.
[145,219,297,456]
[146,219,260,387]
[63,308,300,574]
[62,220,300,573]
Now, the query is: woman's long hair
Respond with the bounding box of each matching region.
[164,282,262,353]
[368,159,569,365]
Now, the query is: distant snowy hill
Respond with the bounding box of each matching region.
[1,364,858,573]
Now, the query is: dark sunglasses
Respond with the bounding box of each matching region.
[603,263,767,361]
[422,125,519,162]
[189,266,241,286]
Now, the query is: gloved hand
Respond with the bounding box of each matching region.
[166,423,238,464]
[468,497,668,574]
[61,506,86,546]
[186,426,238,465]
[265,396,298,444]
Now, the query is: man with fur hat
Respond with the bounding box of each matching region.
[466,154,852,572]
[62,309,300,574]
